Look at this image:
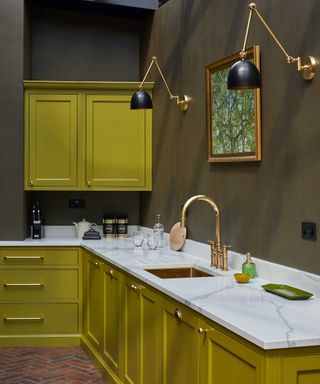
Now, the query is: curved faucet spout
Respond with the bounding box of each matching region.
[180,195,229,270]
[180,194,221,247]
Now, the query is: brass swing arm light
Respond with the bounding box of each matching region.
[227,3,317,90]
[130,56,190,111]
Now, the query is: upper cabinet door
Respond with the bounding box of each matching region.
[86,94,152,190]
[24,81,153,191]
[26,94,79,188]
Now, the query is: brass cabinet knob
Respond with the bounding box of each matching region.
[87,180,92,186]
[174,308,182,320]
[130,284,144,292]
[109,269,114,277]
[198,327,213,335]
[29,180,34,186]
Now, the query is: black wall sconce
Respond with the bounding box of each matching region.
[130,56,190,111]
[227,3,317,90]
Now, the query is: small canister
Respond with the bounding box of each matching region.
[116,216,128,238]
[103,216,117,238]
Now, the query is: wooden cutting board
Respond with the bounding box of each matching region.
[169,222,187,251]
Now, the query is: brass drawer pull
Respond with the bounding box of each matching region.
[198,327,209,334]
[174,308,182,320]
[4,283,44,288]
[4,317,44,322]
[4,256,44,261]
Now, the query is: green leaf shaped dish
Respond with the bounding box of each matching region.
[261,284,313,300]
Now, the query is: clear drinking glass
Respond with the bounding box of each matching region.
[133,230,144,247]
[147,233,158,250]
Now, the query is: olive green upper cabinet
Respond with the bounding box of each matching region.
[86,94,151,190]
[25,93,79,188]
[24,81,153,191]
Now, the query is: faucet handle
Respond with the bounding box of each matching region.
[221,244,231,271]
[208,240,218,268]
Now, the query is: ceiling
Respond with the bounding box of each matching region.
[32,0,172,19]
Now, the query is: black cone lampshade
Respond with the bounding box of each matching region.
[130,90,153,110]
[227,60,261,90]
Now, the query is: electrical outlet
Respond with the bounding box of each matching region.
[69,199,85,209]
[301,222,316,241]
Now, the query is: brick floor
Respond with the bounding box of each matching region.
[0,347,106,383]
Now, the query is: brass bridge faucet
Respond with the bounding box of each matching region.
[181,195,230,271]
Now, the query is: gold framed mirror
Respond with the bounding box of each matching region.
[206,46,261,162]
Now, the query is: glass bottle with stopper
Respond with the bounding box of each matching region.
[153,214,164,248]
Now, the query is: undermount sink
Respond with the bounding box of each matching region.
[144,267,214,279]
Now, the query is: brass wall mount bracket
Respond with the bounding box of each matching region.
[139,56,190,111]
[242,2,317,81]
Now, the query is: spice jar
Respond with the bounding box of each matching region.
[103,216,116,238]
[116,216,128,238]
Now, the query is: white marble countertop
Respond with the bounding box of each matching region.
[1,234,320,350]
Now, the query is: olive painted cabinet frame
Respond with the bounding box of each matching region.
[0,247,82,347]
[81,250,320,384]
[1,245,320,384]
[24,81,153,191]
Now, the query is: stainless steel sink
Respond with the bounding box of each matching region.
[144,267,214,279]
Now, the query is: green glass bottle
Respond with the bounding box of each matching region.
[242,252,256,278]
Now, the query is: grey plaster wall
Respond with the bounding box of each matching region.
[31,6,140,81]
[28,191,139,226]
[140,0,320,273]
[27,4,141,227]
[0,1,26,240]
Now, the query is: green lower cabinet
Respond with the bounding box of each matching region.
[0,247,81,347]
[81,251,320,384]
[82,253,159,384]
[139,287,159,384]
[160,297,201,384]
[201,322,265,384]
[84,253,102,351]
[277,353,320,384]
[0,303,78,335]
[123,276,159,384]
[102,263,122,379]
[123,277,140,384]
[4,247,320,382]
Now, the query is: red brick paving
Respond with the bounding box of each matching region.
[0,347,106,383]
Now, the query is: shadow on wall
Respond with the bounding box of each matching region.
[26,191,139,227]
[139,0,320,274]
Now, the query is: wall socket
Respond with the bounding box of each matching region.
[69,199,85,209]
[301,222,316,241]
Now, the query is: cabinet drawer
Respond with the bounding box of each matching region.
[0,248,79,266]
[0,269,78,300]
[0,303,78,334]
